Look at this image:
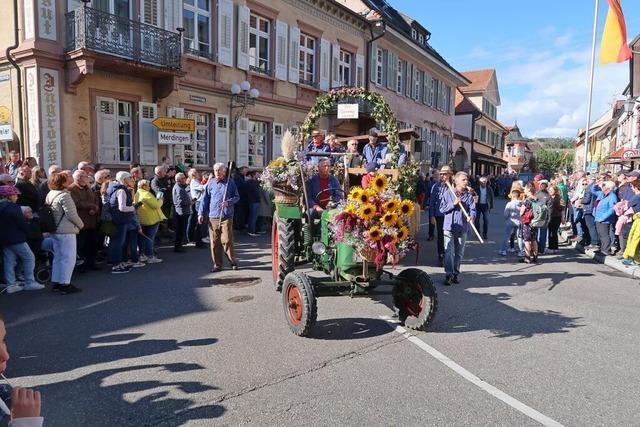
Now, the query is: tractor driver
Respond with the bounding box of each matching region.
[306,158,343,219]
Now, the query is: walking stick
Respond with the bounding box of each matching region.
[445,181,484,243]
[217,160,233,232]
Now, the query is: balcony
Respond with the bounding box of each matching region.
[65,7,182,71]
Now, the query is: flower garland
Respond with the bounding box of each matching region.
[331,173,416,270]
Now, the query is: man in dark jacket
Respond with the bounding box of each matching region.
[38,164,61,207]
[245,171,263,236]
[233,166,248,231]
[429,165,453,266]
[15,165,39,212]
[535,179,553,254]
[581,177,599,248]
[69,169,101,271]
[172,172,192,252]
[472,176,494,240]
[0,185,43,292]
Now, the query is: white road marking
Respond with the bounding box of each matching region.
[380,316,564,427]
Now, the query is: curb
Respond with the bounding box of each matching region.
[574,243,640,279]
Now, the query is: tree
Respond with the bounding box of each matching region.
[533,148,575,175]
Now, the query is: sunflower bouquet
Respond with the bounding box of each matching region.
[330,173,416,269]
[260,157,302,203]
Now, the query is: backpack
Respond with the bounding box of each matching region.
[39,194,65,233]
[530,201,549,228]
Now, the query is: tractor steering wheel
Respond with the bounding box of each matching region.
[315,187,346,209]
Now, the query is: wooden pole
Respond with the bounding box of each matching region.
[445,181,484,243]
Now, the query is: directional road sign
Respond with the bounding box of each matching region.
[152,117,195,132]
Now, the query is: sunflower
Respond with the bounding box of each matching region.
[357,191,371,204]
[344,203,357,215]
[358,203,376,221]
[349,186,364,202]
[396,226,409,241]
[371,174,388,193]
[399,200,415,217]
[381,212,398,227]
[383,198,400,213]
[368,226,383,241]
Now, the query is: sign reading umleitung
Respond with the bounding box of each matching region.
[158,131,191,145]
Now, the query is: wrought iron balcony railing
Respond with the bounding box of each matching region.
[65,7,181,71]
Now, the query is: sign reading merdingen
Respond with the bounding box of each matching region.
[158,131,191,145]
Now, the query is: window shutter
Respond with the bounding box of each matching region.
[275,20,288,81]
[272,123,283,159]
[217,0,233,66]
[381,49,388,88]
[405,63,412,98]
[236,117,249,166]
[288,26,300,84]
[422,73,429,105]
[138,102,158,165]
[236,4,250,70]
[319,38,330,91]
[386,52,395,90]
[369,42,377,83]
[214,113,230,164]
[142,0,158,26]
[163,0,182,33]
[355,53,364,87]
[96,96,117,164]
[331,43,340,88]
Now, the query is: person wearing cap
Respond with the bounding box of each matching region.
[45,171,84,294]
[473,176,494,240]
[306,130,330,164]
[363,127,388,170]
[535,179,553,254]
[108,171,143,274]
[0,185,44,293]
[428,165,453,266]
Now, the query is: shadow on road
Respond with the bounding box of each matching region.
[32,362,225,426]
[311,317,391,340]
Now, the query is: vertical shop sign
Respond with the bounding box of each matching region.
[25,68,40,163]
[38,0,57,41]
[40,68,62,169]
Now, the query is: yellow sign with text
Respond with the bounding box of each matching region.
[0,106,11,124]
[152,117,195,132]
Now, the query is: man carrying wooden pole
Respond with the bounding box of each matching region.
[439,171,477,286]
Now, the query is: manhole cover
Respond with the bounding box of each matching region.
[227,295,254,303]
[209,276,261,288]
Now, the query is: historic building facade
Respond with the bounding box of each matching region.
[0,0,369,170]
[503,124,532,173]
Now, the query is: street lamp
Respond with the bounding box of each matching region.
[624,95,636,116]
[230,80,260,128]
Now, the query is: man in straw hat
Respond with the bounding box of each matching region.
[428,165,453,266]
[306,129,330,164]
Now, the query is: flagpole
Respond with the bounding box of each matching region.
[583,0,600,172]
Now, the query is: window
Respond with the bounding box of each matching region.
[430,78,438,108]
[299,33,316,85]
[117,101,132,163]
[396,59,404,93]
[249,13,270,73]
[415,70,423,101]
[411,29,417,40]
[183,0,211,56]
[248,120,268,167]
[479,125,487,142]
[375,48,383,86]
[418,34,424,45]
[339,49,351,86]
[444,85,452,114]
[184,111,209,166]
[482,98,497,120]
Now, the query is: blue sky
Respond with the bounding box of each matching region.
[389,0,640,138]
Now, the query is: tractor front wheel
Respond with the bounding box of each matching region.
[393,268,438,331]
[282,271,317,337]
[272,213,297,292]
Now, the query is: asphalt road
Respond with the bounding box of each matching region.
[1,200,640,426]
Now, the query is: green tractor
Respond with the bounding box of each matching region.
[271,167,438,337]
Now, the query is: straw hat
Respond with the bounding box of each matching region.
[439,165,453,174]
[311,129,325,137]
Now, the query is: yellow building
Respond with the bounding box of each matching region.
[0,0,369,171]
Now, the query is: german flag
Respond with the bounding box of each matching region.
[600,0,633,64]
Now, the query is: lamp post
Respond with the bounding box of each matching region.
[230,80,260,129]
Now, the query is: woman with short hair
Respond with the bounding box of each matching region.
[134,179,165,263]
[45,171,84,294]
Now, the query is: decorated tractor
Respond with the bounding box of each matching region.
[262,88,437,337]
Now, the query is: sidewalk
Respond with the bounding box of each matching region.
[574,242,640,279]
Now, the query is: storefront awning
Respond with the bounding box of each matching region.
[473,154,508,166]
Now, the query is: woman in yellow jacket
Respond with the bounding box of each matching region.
[134,179,166,263]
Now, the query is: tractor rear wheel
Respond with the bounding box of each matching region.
[393,268,438,331]
[272,213,297,292]
[282,271,317,337]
